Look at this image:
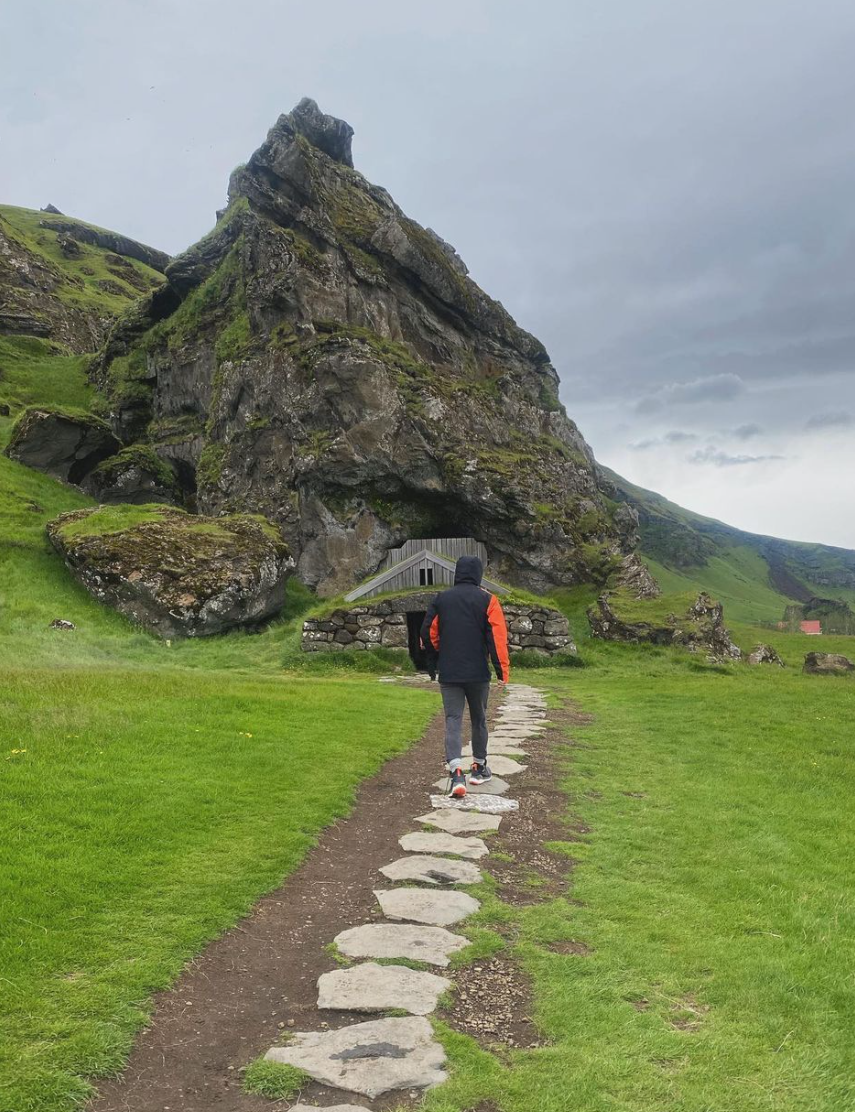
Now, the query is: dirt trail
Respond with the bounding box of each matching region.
[88,682,576,1112]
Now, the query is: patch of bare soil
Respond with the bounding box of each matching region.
[668,993,710,1031]
[549,939,593,956]
[485,709,583,907]
[439,953,544,1049]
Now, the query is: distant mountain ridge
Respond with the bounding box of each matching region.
[601,466,855,615]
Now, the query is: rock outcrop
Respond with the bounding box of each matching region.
[5,408,121,484]
[92,98,643,597]
[588,591,742,662]
[802,652,854,676]
[746,643,785,666]
[36,220,169,273]
[47,505,292,637]
[80,445,180,504]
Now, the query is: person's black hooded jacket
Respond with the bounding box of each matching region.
[419,555,510,684]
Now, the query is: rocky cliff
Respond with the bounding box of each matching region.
[92,98,649,596]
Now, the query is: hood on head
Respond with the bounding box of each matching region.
[454,555,483,586]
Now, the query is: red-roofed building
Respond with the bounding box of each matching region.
[800,620,822,635]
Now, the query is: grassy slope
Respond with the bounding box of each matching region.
[605,467,855,619]
[0,346,437,1110]
[0,205,163,316]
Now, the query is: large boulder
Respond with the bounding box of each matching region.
[47,505,293,637]
[803,652,854,676]
[5,407,121,484]
[588,590,742,663]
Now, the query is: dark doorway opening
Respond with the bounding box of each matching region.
[407,611,430,672]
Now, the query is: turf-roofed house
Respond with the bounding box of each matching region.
[300,535,574,668]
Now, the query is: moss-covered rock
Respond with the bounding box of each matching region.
[588,590,742,662]
[5,406,120,484]
[47,504,293,637]
[80,444,181,505]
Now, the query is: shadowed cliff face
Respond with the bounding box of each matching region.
[93,98,648,596]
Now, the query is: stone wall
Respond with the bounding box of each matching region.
[301,591,575,656]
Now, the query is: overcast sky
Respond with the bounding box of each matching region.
[3,0,854,547]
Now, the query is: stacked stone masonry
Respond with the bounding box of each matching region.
[301,591,575,656]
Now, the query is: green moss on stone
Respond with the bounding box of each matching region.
[90,444,179,493]
[215,310,252,362]
[197,442,227,488]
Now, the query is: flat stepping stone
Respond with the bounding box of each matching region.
[464,743,529,757]
[334,923,467,966]
[429,794,519,813]
[416,809,502,833]
[399,831,488,858]
[442,756,525,775]
[379,855,482,885]
[291,1105,367,1112]
[266,1015,446,1098]
[483,754,527,775]
[432,775,510,796]
[375,887,481,926]
[317,962,451,1015]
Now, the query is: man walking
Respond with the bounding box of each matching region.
[420,555,510,798]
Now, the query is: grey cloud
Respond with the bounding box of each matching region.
[632,429,698,450]
[635,374,744,413]
[689,446,786,468]
[805,412,853,429]
[732,423,763,440]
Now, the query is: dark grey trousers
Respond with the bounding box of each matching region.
[440,682,490,771]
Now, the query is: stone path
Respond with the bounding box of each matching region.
[262,681,549,1105]
[379,854,483,885]
[374,887,481,925]
[398,831,489,858]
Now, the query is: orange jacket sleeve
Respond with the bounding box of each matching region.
[486,594,510,682]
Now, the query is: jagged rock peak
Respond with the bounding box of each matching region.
[275,96,354,167]
[93,101,642,597]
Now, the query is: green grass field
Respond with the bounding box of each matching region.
[422,633,855,1112]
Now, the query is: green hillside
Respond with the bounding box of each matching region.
[602,467,855,623]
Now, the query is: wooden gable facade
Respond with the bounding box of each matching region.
[344,538,506,603]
